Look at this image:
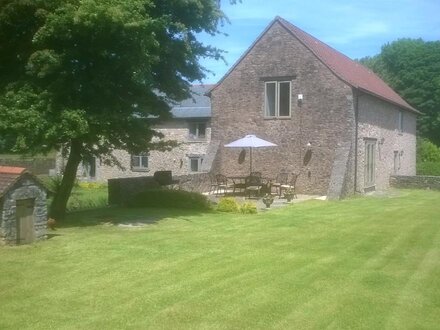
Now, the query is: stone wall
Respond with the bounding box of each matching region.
[108,173,211,205]
[0,175,47,245]
[390,175,440,190]
[210,21,355,195]
[56,119,212,182]
[357,93,417,192]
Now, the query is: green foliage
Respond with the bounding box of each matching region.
[77,181,107,189]
[66,185,108,211]
[129,189,211,210]
[417,138,440,162]
[359,39,440,146]
[240,201,257,214]
[416,138,440,175]
[216,198,257,214]
[0,0,230,217]
[216,197,240,213]
[417,161,440,176]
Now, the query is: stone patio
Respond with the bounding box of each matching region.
[206,192,326,211]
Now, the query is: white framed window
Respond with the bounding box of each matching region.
[189,156,204,172]
[398,111,403,132]
[188,122,206,140]
[264,81,291,117]
[131,154,149,172]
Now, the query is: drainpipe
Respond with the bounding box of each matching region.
[353,89,359,194]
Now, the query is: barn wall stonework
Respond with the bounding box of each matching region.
[210,22,355,195]
[0,176,47,245]
[357,93,417,191]
[59,120,212,182]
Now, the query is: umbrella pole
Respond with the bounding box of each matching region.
[249,147,252,174]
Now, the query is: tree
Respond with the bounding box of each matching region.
[359,39,440,146]
[0,0,229,219]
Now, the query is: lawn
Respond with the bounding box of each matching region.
[1,190,439,329]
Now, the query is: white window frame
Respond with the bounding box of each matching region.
[264,81,291,118]
[131,154,149,172]
[188,156,204,173]
[188,122,207,140]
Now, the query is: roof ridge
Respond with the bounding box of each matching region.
[275,17,417,113]
[0,166,27,175]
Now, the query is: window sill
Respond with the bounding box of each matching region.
[131,168,149,172]
[186,139,208,143]
[263,116,292,120]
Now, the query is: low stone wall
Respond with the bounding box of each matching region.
[390,175,440,190]
[108,173,211,205]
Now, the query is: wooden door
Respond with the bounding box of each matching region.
[16,198,35,244]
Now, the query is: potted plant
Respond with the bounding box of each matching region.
[284,188,295,202]
[262,193,274,208]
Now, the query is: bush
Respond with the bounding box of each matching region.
[240,202,257,214]
[78,182,107,189]
[128,189,211,210]
[417,138,440,162]
[216,197,240,213]
[417,161,440,176]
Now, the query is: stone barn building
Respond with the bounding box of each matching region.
[208,16,418,198]
[0,166,48,245]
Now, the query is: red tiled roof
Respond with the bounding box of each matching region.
[0,167,49,197]
[0,166,26,175]
[210,17,418,113]
[276,17,417,113]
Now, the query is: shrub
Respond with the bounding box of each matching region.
[417,161,440,176]
[417,138,440,162]
[240,202,257,214]
[128,189,211,210]
[216,197,240,213]
[78,182,107,189]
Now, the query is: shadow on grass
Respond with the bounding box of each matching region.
[60,206,214,229]
[46,233,63,239]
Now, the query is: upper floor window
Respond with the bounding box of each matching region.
[131,154,148,172]
[189,122,206,140]
[398,111,403,132]
[265,81,291,117]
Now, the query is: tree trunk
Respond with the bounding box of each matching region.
[49,140,82,220]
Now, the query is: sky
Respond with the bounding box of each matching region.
[198,0,440,84]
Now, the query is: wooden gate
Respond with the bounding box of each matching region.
[16,198,35,244]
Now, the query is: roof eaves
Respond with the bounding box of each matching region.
[356,87,421,114]
[275,17,419,115]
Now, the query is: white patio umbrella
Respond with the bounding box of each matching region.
[224,134,277,174]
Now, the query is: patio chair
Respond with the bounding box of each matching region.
[209,173,219,195]
[245,175,263,198]
[280,173,299,199]
[215,174,234,195]
[271,172,289,196]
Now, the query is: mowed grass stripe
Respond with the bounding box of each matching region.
[0,189,439,329]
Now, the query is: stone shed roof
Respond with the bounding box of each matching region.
[171,85,213,119]
[209,16,418,114]
[0,166,47,198]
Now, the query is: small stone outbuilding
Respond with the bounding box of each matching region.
[0,166,48,245]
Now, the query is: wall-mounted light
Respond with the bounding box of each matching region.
[306,141,312,149]
[297,94,303,106]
